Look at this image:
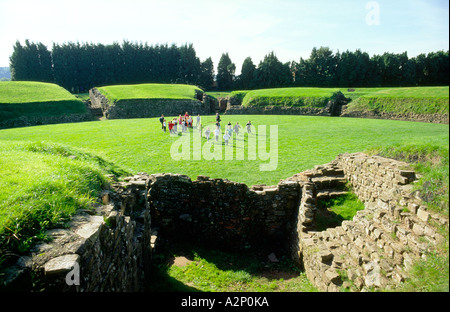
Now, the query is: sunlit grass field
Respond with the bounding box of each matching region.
[1,115,447,186]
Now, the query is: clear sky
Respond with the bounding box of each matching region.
[0,0,448,73]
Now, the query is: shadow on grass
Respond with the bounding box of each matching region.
[145,240,303,292]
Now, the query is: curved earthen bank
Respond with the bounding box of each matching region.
[89,87,215,119]
[2,153,448,292]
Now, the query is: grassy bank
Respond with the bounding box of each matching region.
[343,86,449,115]
[231,88,342,108]
[0,141,126,264]
[97,83,203,103]
[226,86,449,116]
[0,81,87,123]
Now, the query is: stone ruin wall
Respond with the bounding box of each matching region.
[146,174,301,250]
[89,87,215,120]
[290,153,448,291]
[2,153,448,292]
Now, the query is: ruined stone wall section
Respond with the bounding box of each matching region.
[297,153,448,291]
[147,173,301,249]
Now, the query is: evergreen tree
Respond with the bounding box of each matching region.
[177,43,201,85]
[10,40,53,83]
[307,47,338,87]
[254,52,292,89]
[381,52,408,86]
[199,57,214,90]
[9,41,27,81]
[425,50,449,86]
[337,49,370,87]
[293,57,310,87]
[216,53,235,90]
[240,57,256,89]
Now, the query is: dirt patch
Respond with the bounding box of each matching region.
[168,256,193,267]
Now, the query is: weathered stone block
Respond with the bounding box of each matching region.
[417,208,430,222]
[44,254,80,276]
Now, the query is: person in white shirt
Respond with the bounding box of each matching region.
[205,127,211,143]
[234,122,241,135]
[214,127,220,142]
[223,132,230,145]
[196,114,201,128]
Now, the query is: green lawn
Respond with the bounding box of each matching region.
[0,115,447,186]
[97,83,202,102]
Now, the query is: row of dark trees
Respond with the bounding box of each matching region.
[9,40,449,92]
[10,40,214,93]
[231,47,449,90]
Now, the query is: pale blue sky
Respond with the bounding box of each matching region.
[0,0,448,73]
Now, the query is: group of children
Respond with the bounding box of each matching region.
[204,114,254,146]
[159,112,201,135]
[159,112,253,146]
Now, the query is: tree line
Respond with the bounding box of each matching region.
[9,40,214,93]
[9,40,449,92]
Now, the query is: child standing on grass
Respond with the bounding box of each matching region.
[234,122,241,135]
[163,119,167,133]
[196,114,201,128]
[214,126,220,142]
[173,119,178,134]
[159,114,165,131]
[246,121,252,134]
[223,132,230,145]
[182,118,187,132]
[205,127,211,143]
[168,120,173,134]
